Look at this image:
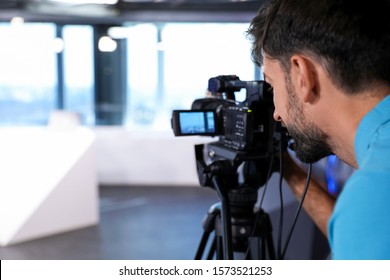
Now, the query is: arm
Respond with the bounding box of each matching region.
[282,153,336,238]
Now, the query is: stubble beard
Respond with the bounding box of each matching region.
[284,78,333,163]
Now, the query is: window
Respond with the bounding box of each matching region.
[162,23,256,130]
[63,25,95,125]
[125,23,256,131]
[0,21,256,129]
[0,23,57,125]
[125,24,158,128]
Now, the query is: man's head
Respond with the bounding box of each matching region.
[247,0,390,163]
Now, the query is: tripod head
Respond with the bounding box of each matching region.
[195,120,288,192]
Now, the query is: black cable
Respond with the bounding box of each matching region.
[280,163,312,259]
[258,154,275,210]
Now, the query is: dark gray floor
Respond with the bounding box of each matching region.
[0,186,220,260]
[0,185,329,260]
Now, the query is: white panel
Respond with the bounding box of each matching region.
[0,127,98,246]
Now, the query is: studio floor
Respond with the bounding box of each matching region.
[0,185,329,260]
[0,186,220,260]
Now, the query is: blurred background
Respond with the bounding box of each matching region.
[0,0,354,260]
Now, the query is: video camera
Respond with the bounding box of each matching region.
[170,76,298,260]
[171,75,288,260]
[171,75,283,163]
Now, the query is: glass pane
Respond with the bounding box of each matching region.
[162,23,255,130]
[125,24,158,128]
[124,22,256,131]
[0,23,57,125]
[63,25,95,125]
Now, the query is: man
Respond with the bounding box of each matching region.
[247,0,390,259]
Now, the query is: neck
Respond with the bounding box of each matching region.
[323,88,389,169]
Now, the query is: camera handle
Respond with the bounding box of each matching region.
[211,174,234,260]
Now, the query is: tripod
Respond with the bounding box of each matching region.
[194,182,275,260]
[194,144,277,260]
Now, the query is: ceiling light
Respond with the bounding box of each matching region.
[98,36,117,52]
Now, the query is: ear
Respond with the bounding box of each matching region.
[290,55,319,103]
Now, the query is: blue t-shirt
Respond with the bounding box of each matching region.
[328,95,390,259]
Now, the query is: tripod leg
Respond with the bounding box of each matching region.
[216,236,224,260]
[206,235,217,259]
[248,209,276,260]
[195,231,210,260]
[245,237,262,260]
[245,241,253,260]
[195,203,221,260]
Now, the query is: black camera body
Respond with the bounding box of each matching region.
[171,75,276,159]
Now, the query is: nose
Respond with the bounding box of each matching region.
[273,109,282,122]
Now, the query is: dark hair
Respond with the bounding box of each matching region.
[247,0,390,94]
